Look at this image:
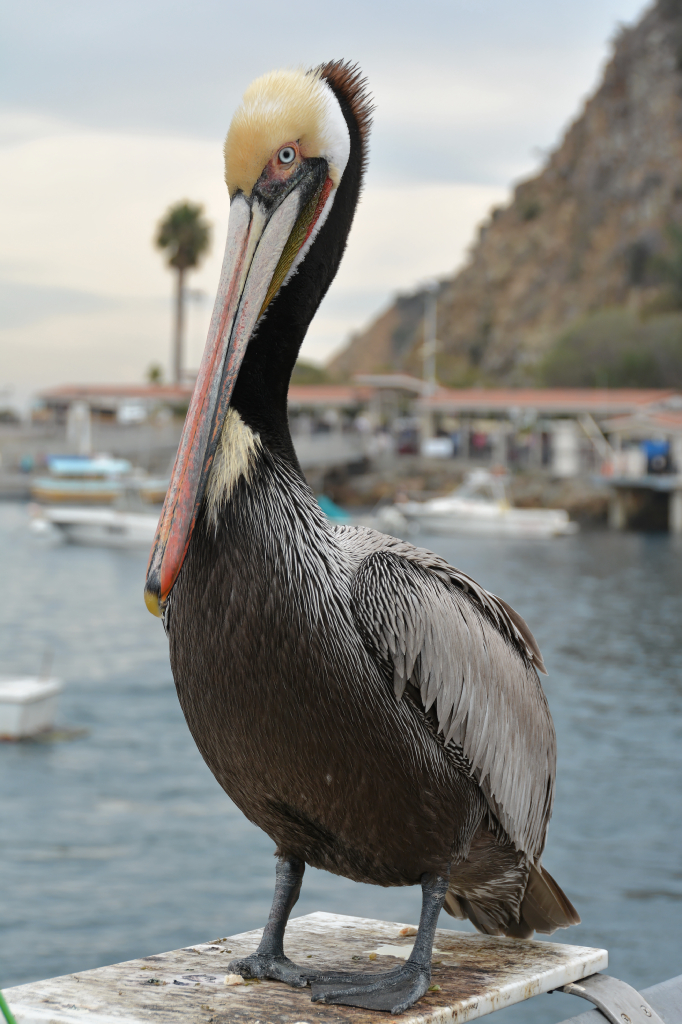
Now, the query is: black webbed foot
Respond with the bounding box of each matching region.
[230,855,317,987]
[228,952,319,988]
[311,963,431,1013]
[311,869,449,1014]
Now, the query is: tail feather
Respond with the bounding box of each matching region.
[513,864,581,936]
[444,891,506,935]
[443,891,466,920]
[445,863,580,939]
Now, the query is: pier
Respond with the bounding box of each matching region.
[607,475,682,534]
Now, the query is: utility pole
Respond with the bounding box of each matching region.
[422,284,439,395]
[420,284,439,444]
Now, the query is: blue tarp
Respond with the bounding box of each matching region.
[640,439,669,458]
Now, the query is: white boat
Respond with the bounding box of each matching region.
[29,503,159,548]
[393,470,578,538]
[0,677,62,740]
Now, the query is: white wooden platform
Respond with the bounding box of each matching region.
[4,912,608,1024]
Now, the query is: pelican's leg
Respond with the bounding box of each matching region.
[310,870,449,1014]
[228,854,318,987]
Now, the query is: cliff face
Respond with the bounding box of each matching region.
[329,0,682,384]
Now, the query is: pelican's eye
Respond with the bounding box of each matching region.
[278,146,296,165]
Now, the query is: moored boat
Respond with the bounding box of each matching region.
[394,469,578,538]
[31,455,167,505]
[29,503,159,548]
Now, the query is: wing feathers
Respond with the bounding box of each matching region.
[349,545,556,861]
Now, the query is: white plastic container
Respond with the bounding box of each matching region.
[0,677,62,739]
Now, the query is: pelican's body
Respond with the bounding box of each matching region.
[145,62,578,1014]
[174,459,486,889]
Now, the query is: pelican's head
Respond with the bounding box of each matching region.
[222,67,354,316]
[226,66,351,194]
[145,61,371,617]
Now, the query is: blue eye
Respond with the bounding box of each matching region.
[278,146,296,165]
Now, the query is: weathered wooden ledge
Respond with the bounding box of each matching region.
[4,911,608,1024]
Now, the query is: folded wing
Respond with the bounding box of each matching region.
[348,542,556,861]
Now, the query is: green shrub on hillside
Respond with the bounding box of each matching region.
[540,308,682,387]
[291,360,329,385]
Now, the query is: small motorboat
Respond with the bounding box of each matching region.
[393,469,578,539]
[29,502,159,548]
[31,455,168,505]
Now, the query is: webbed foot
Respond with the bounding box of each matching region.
[311,963,431,1013]
[228,952,318,988]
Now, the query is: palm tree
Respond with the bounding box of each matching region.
[155,201,211,384]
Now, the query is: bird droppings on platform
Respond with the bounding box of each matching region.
[5,912,608,1024]
[365,945,447,960]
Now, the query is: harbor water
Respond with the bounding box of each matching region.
[0,502,680,1023]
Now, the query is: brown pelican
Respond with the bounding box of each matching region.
[144,61,579,1014]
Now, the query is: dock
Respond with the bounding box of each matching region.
[3,911,611,1024]
[607,474,682,533]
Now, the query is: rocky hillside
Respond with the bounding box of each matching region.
[329,0,682,384]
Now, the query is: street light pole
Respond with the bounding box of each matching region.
[423,285,438,395]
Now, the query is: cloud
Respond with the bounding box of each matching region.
[0,114,226,296]
[0,279,118,330]
[2,300,170,400]
[4,0,647,182]
[0,114,507,390]
[1,0,649,393]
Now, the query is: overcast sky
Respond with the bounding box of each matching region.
[1,0,648,400]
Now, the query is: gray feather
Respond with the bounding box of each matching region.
[339,526,556,861]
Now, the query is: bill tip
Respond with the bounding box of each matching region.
[144,588,162,618]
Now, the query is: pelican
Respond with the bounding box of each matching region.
[144,61,579,1014]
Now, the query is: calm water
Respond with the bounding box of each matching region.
[1,502,681,1023]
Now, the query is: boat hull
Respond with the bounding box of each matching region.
[30,505,159,548]
[400,499,577,539]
